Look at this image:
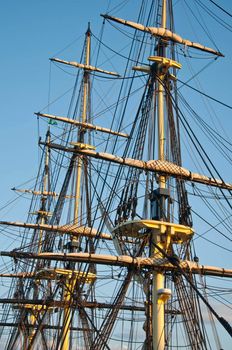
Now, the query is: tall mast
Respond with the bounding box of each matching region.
[73,23,91,225]
[28,129,51,346]
[61,24,91,350]
[38,129,51,252]
[152,1,168,349]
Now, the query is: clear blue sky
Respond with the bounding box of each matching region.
[0,1,113,203]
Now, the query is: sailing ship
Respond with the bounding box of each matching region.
[0,0,232,349]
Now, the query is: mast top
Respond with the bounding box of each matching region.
[86,21,91,35]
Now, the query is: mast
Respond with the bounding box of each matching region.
[60,23,91,350]
[27,129,51,347]
[152,1,167,349]
[73,23,91,225]
[100,1,229,346]
[38,129,51,253]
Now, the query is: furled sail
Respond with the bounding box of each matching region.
[101,14,224,57]
[41,141,232,191]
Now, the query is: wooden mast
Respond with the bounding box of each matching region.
[60,23,92,350]
[73,23,91,226]
[152,1,167,349]
[28,129,51,347]
[39,129,50,252]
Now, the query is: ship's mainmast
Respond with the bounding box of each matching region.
[101,1,223,348]
[152,2,168,349]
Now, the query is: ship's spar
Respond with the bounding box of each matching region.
[0,1,232,349]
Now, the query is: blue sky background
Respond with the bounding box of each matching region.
[0,1,112,200]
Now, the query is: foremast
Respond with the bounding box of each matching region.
[102,1,224,349]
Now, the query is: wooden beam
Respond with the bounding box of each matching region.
[0,299,181,314]
[101,14,224,57]
[0,220,112,241]
[40,141,232,191]
[50,58,120,76]
[35,112,129,138]
[0,322,91,332]
[1,251,232,278]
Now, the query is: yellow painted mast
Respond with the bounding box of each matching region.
[152,1,168,349]
[39,129,51,252]
[73,25,91,225]
[60,24,91,350]
[27,129,51,347]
